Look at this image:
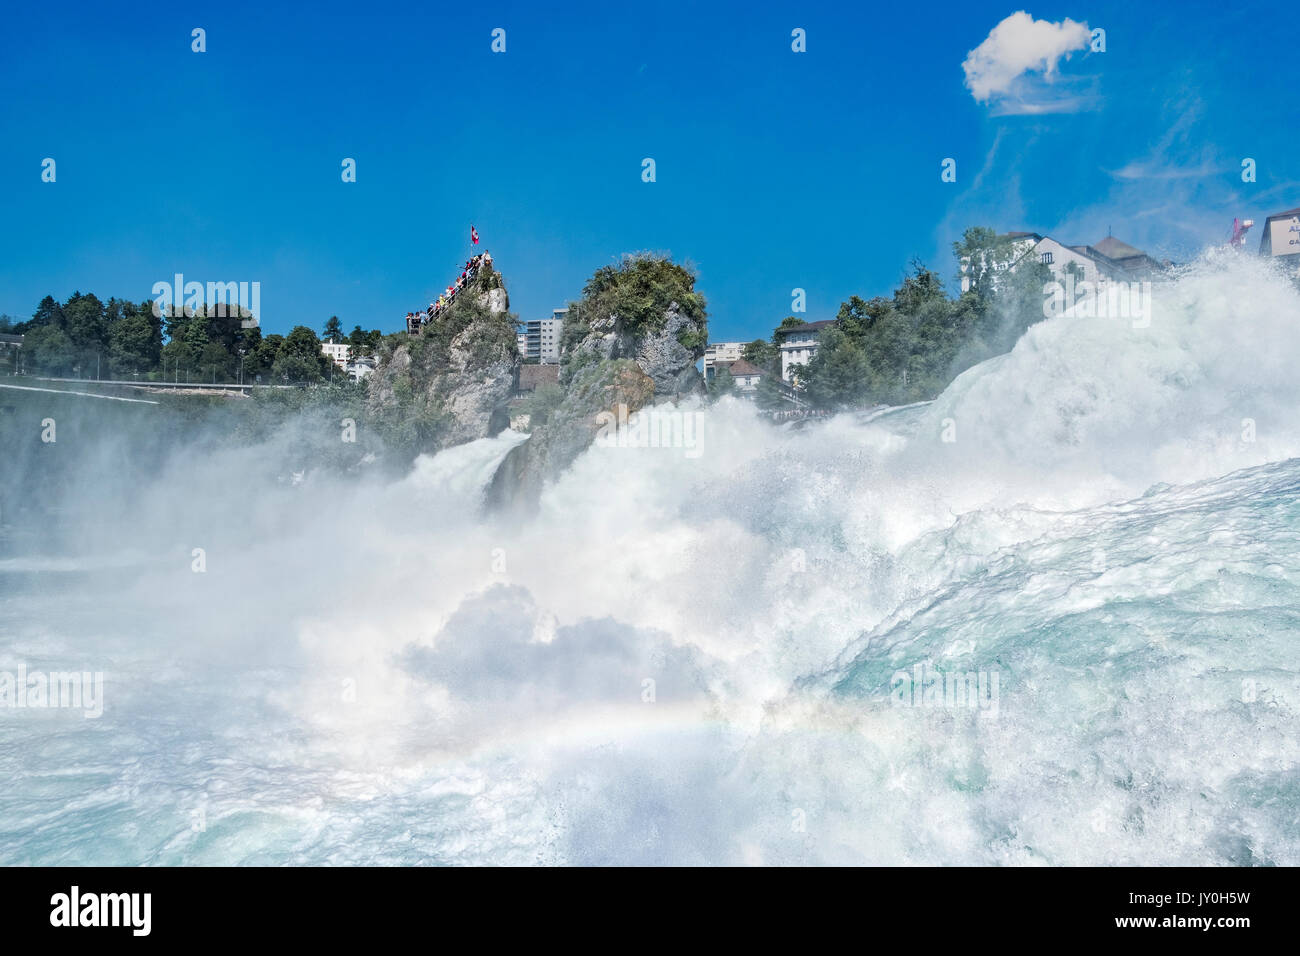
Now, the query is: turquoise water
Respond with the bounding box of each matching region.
[1,252,1297,864]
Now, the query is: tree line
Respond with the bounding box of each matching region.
[710,228,1053,410]
[0,295,385,384]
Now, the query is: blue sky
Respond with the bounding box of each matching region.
[1,1,1296,341]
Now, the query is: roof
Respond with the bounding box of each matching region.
[1264,207,1300,221]
[995,229,1170,276]
[1092,236,1146,260]
[774,319,835,339]
[723,358,764,377]
[0,333,23,345]
[517,364,559,390]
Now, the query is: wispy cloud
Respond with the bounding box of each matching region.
[963,11,1094,115]
[1104,99,1224,181]
[1110,158,1225,181]
[1059,95,1264,260]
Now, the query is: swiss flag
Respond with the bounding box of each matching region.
[471,226,479,245]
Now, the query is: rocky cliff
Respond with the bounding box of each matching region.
[487,254,707,511]
[486,358,655,511]
[366,262,519,455]
[565,301,706,397]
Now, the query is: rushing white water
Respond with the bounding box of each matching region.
[1,251,1298,865]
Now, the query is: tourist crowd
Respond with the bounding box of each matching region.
[406,251,492,333]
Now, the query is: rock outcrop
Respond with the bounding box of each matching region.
[366,263,519,455]
[487,254,708,512]
[486,359,654,511]
[566,301,706,399]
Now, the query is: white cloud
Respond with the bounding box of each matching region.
[963,11,1091,106]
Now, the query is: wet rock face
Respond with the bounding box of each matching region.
[486,360,655,513]
[487,255,708,512]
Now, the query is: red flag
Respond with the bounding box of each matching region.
[471,226,479,245]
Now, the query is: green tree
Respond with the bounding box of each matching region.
[246,333,283,381]
[893,261,947,315]
[22,325,77,375]
[741,338,779,372]
[160,308,210,381]
[771,315,807,344]
[198,341,235,382]
[755,372,790,411]
[273,326,329,383]
[835,295,892,345]
[323,316,344,343]
[107,302,162,375]
[62,292,108,373]
[347,324,382,358]
[562,254,708,366]
[709,365,736,399]
[15,295,65,334]
[952,227,1022,295]
[800,327,871,409]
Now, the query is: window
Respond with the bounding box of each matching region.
[1040,252,1054,265]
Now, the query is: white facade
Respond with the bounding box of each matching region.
[703,342,745,380]
[345,356,376,382]
[520,311,565,363]
[725,359,765,393]
[1025,236,1113,286]
[777,322,831,384]
[321,341,351,368]
[1259,208,1300,270]
[960,233,1157,294]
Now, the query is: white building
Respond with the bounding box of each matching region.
[776,320,834,384]
[1259,207,1300,273]
[345,356,376,382]
[519,310,566,363]
[321,341,351,368]
[961,231,1168,293]
[722,358,765,393]
[703,342,745,381]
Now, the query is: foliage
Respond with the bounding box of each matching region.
[676,327,705,352]
[9,290,383,383]
[741,338,779,373]
[754,373,789,411]
[571,253,706,340]
[272,326,332,383]
[797,234,1054,410]
[708,365,735,399]
[519,382,564,427]
[771,316,807,344]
